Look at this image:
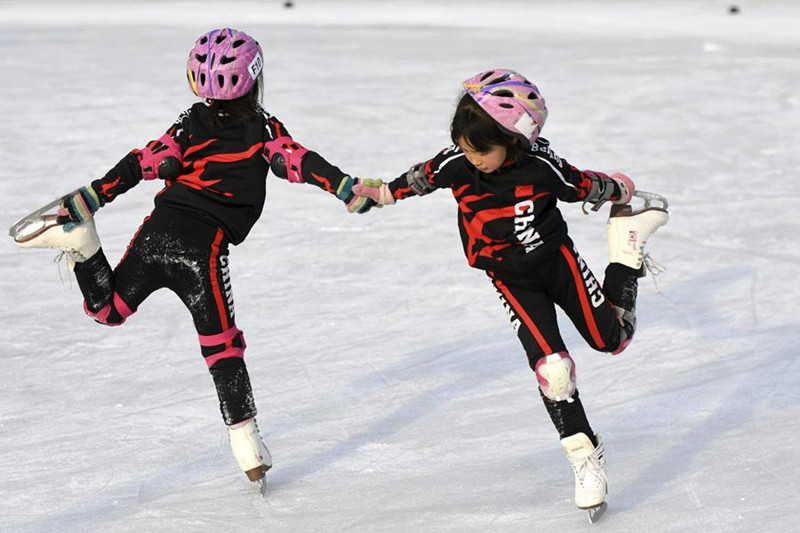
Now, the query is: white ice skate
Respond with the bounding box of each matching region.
[10,189,101,265]
[561,432,608,523]
[228,418,273,495]
[10,188,79,241]
[13,216,100,265]
[607,191,669,271]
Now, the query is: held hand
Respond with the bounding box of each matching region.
[337,176,382,214]
[351,181,396,206]
[610,173,635,204]
[59,186,102,230]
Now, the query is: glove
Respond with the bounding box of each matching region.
[352,181,396,206]
[59,186,102,230]
[609,173,635,204]
[337,176,383,214]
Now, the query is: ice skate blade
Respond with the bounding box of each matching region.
[632,190,669,211]
[245,463,271,497]
[610,190,669,219]
[585,501,607,524]
[8,188,81,241]
[11,215,62,244]
[257,477,268,497]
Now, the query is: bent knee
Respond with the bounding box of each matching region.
[535,351,577,402]
[606,306,637,355]
[587,305,637,354]
[83,293,134,326]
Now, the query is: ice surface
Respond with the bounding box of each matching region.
[1,1,799,532]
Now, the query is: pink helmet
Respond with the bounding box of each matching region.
[187,28,263,100]
[462,69,548,145]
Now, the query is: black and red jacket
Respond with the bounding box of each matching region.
[387,139,605,274]
[89,102,350,245]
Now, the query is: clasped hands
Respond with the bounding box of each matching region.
[337,176,395,214]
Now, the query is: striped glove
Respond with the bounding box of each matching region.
[59,186,102,230]
[337,176,383,214]
[351,181,396,206]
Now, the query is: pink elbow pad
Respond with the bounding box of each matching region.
[137,133,183,181]
[263,136,308,183]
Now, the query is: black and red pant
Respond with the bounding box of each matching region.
[490,240,639,441]
[73,206,255,425]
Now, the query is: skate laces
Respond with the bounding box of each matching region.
[643,253,665,276]
[642,252,666,293]
[53,252,74,288]
[571,442,607,489]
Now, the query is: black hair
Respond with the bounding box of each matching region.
[202,73,263,129]
[450,93,523,161]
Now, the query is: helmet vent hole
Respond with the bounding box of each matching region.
[200,73,206,86]
[480,71,495,81]
[231,75,239,86]
[499,103,514,109]
[233,39,246,48]
[195,53,207,63]
[494,90,514,97]
[220,56,236,65]
[217,75,225,88]
[199,36,208,45]
[528,92,538,99]
[215,34,227,44]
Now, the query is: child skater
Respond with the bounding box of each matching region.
[351,68,669,518]
[13,28,376,491]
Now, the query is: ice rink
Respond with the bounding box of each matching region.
[1,1,799,531]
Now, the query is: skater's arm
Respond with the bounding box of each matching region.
[352,145,460,206]
[89,111,189,206]
[60,150,156,227]
[531,140,633,206]
[261,113,378,213]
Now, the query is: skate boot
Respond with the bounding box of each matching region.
[13,217,100,265]
[561,432,607,521]
[607,191,669,272]
[228,418,272,493]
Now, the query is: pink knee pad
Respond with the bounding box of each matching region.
[83,292,133,326]
[199,327,247,368]
[612,335,633,355]
[535,351,577,402]
[611,306,636,355]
